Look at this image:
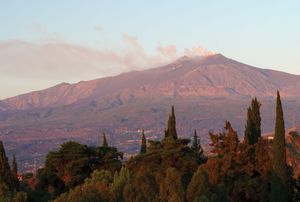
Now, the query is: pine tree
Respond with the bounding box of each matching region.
[244,97,261,145]
[0,141,12,189]
[140,129,147,154]
[271,91,289,202]
[102,133,108,147]
[192,130,206,164]
[165,106,178,139]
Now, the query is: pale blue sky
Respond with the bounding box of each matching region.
[0,1,300,98]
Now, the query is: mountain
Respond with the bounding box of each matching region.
[1,54,300,111]
[1,54,300,172]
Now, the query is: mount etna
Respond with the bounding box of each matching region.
[1,53,300,172]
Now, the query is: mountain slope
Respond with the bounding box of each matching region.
[2,54,300,111]
[2,54,300,172]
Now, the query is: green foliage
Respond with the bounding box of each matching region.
[84,170,113,185]
[159,167,185,202]
[54,169,113,202]
[9,98,296,201]
[44,141,90,189]
[244,97,261,145]
[35,168,65,197]
[186,166,211,201]
[93,145,123,173]
[54,184,107,202]
[36,140,122,200]
[271,91,289,202]
[123,166,159,202]
[125,119,205,202]
[110,167,130,201]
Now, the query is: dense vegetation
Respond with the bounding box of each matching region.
[1,92,300,201]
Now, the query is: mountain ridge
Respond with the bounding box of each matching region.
[1,54,300,111]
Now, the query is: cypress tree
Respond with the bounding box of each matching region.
[165,106,178,139]
[12,154,19,190]
[251,97,261,137]
[140,129,147,154]
[271,91,288,202]
[244,97,261,145]
[191,130,200,152]
[102,133,108,147]
[0,141,12,189]
[244,106,256,145]
[12,154,17,178]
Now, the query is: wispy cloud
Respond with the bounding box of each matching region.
[0,35,183,80]
[0,35,215,98]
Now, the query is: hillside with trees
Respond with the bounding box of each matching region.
[3,54,300,172]
[1,92,300,201]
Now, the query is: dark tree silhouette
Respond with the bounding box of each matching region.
[140,129,147,154]
[271,91,289,202]
[165,106,178,139]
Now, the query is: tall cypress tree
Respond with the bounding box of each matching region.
[244,106,256,145]
[102,133,108,147]
[244,97,261,145]
[0,141,12,189]
[140,129,147,154]
[271,91,288,202]
[12,154,19,190]
[191,130,201,153]
[12,154,17,177]
[251,97,261,137]
[165,106,178,139]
